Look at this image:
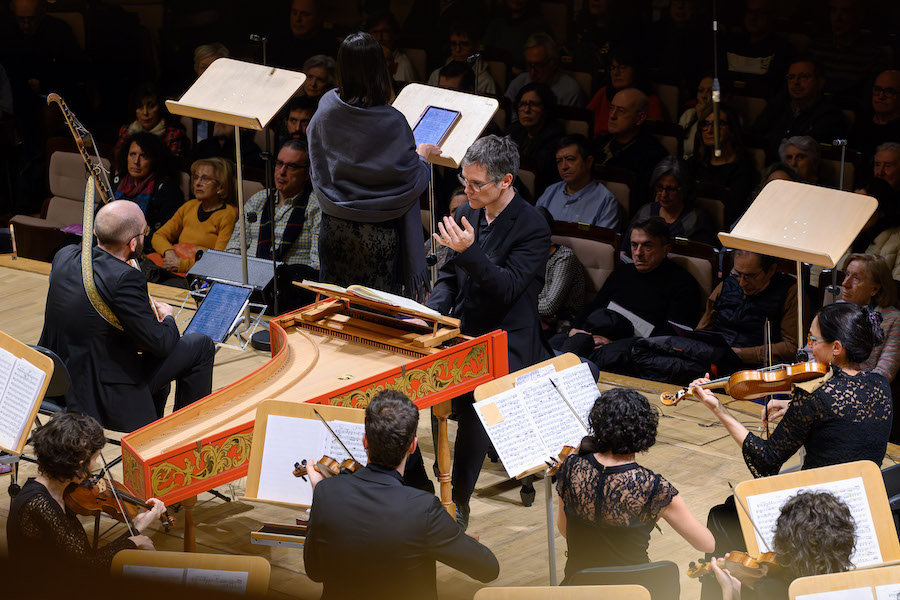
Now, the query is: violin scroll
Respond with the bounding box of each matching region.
[547,445,577,477]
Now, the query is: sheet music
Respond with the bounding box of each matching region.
[608,301,655,337]
[474,388,548,478]
[122,565,187,585]
[516,378,587,454]
[797,589,875,600]
[875,583,900,600]
[256,415,324,505]
[184,568,248,594]
[746,477,883,565]
[0,358,46,451]
[514,364,556,387]
[0,347,15,398]
[322,420,368,465]
[549,362,600,425]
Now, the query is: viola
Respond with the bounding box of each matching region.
[660,361,829,406]
[292,456,362,479]
[546,445,577,477]
[64,476,174,532]
[687,551,780,588]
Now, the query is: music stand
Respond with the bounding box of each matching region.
[391,84,498,280]
[165,58,305,331]
[719,180,877,349]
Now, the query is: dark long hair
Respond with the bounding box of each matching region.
[116,131,176,181]
[336,32,392,108]
[817,302,886,364]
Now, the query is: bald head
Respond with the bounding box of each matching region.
[94,200,146,247]
[608,88,649,139]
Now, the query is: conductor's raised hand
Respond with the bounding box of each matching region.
[416,143,443,161]
[434,215,475,252]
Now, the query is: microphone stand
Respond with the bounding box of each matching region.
[250,33,278,351]
[711,0,721,158]
[833,139,848,190]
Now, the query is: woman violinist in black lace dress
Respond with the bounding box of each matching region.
[6,413,165,575]
[555,388,715,583]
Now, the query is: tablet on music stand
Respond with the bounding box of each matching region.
[413,105,462,147]
[184,282,253,343]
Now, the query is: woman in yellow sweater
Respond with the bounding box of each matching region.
[150,157,238,275]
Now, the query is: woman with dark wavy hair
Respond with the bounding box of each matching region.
[556,387,714,582]
[6,413,165,575]
[712,491,855,599]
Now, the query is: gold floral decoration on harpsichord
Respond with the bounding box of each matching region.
[149,432,253,497]
[329,342,490,408]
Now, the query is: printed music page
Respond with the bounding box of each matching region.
[184,568,249,594]
[514,364,557,387]
[746,477,883,566]
[122,565,187,585]
[0,356,46,452]
[875,583,900,600]
[549,362,601,425]
[516,378,588,455]
[321,420,368,465]
[474,388,550,478]
[797,589,875,600]
[256,415,326,506]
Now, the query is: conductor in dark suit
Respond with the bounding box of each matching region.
[303,390,499,599]
[427,134,552,527]
[39,200,215,432]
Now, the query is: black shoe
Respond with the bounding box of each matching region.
[455,501,470,532]
[520,483,536,507]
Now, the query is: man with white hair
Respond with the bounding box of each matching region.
[778,135,821,184]
[505,32,587,109]
[39,200,215,432]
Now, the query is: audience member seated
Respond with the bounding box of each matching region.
[536,208,585,333]
[556,387,714,583]
[267,0,339,71]
[147,157,238,281]
[190,43,229,144]
[483,0,546,71]
[505,33,587,111]
[225,139,321,311]
[647,0,710,94]
[850,70,900,163]
[435,61,477,93]
[680,75,714,159]
[427,20,498,96]
[586,43,664,138]
[566,0,640,76]
[537,134,620,229]
[853,177,898,254]
[691,103,758,221]
[631,157,718,247]
[595,88,669,205]
[191,121,264,169]
[508,82,565,197]
[280,95,317,145]
[367,11,416,84]
[722,0,794,89]
[113,132,184,244]
[749,59,846,161]
[711,492,855,600]
[553,217,701,372]
[778,135,821,184]
[697,250,804,366]
[873,142,900,193]
[115,83,188,159]
[299,54,336,102]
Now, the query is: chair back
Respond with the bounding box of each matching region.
[474,584,650,599]
[650,82,680,123]
[49,151,112,202]
[819,144,860,191]
[645,121,685,159]
[518,169,536,199]
[668,239,719,305]
[593,165,635,220]
[551,221,620,303]
[566,560,680,600]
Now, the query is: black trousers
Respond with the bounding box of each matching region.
[147,332,216,418]
[451,391,491,507]
[700,496,747,600]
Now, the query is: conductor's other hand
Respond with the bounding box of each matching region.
[434,216,475,252]
[129,534,156,551]
[417,143,443,161]
[153,299,174,321]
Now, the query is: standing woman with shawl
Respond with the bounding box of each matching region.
[308,32,441,301]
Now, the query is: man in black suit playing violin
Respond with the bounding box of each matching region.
[303,390,499,599]
[39,200,215,432]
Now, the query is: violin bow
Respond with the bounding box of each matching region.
[313,409,359,463]
[100,453,137,537]
[548,379,590,431]
[728,482,772,553]
[764,319,772,438]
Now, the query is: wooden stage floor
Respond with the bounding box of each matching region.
[1,255,897,598]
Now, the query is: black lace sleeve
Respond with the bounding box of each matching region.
[647,475,678,520]
[17,492,136,572]
[742,386,822,478]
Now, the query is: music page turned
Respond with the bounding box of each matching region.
[0,346,47,453]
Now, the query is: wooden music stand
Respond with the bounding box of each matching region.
[111,549,270,596]
[0,330,53,455]
[719,180,877,346]
[788,563,900,599]
[165,58,305,331]
[474,352,584,586]
[734,461,900,565]
[473,584,651,599]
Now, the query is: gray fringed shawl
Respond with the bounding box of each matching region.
[308,89,431,301]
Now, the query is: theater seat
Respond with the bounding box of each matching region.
[566,561,680,600]
[551,221,620,304]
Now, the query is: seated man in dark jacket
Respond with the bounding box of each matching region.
[304,390,500,600]
[552,217,702,372]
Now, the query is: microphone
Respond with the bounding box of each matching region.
[466,53,481,64]
[832,139,847,146]
[247,212,257,223]
[250,34,267,43]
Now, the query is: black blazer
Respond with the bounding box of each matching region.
[304,465,499,599]
[38,245,180,432]
[427,192,551,371]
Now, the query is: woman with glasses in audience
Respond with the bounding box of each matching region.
[629,156,717,246]
[308,32,440,301]
[508,82,564,198]
[146,157,238,283]
[586,43,664,138]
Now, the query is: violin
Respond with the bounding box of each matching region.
[293,456,362,479]
[660,361,829,406]
[687,551,780,588]
[546,445,577,477]
[64,476,174,532]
